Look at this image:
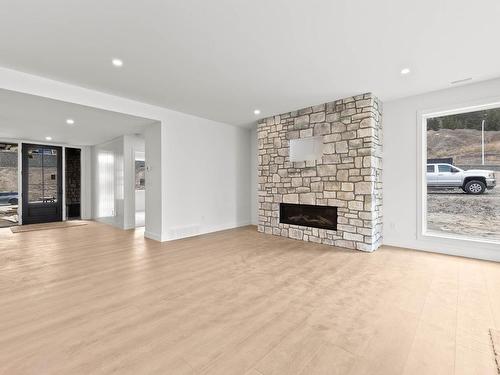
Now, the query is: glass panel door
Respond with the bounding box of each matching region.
[22,144,62,224]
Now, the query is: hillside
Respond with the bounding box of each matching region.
[427,129,500,165]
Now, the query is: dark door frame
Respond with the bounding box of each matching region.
[21,143,63,224]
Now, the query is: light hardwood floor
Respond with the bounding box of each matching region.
[0,222,499,374]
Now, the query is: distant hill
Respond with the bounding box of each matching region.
[427,129,500,165]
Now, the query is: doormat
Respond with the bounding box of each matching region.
[11,221,88,233]
[491,329,500,374]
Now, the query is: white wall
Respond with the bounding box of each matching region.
[0,67,252,241]
[135,190,145,212]
[163,116,251,239]
[383,77,500,262]
[123,135,134,229]
[144,123,163,239]
[80,146,92,220]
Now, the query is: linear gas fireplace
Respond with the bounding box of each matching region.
[280,203,337,231]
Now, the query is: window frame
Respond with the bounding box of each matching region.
[417,99,500,247]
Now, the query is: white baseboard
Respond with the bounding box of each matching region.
[162,221,252,242]
[144,230,164,241]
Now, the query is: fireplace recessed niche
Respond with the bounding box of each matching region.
[280,203,337,231]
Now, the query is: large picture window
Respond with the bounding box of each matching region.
[423,104,500,243]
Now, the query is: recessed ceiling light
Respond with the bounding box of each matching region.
[45,136,52,141]
[254,109,261,115]
[400,68,411,75]
[66,118,75,125]
[112,58,123,67]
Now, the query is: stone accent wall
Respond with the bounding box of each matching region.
[257,93,383,252]
[0,168,17,192]
[65,148,81,205]
[0,151,18,192]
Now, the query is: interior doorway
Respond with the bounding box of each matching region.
[0,87,159,234]
[21,143,62,224]
[135,150,145,227]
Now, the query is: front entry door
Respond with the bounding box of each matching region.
[22,144,62,224]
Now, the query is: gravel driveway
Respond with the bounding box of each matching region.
[427,176,500,241]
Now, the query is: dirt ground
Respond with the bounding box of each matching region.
[427,173,500,241]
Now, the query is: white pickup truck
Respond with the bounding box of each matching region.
[427,163,496,194]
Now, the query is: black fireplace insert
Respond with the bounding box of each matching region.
[279,203,337,230]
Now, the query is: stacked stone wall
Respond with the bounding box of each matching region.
[257,93,383,251]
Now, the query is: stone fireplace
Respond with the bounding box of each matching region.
[257,93,382,252]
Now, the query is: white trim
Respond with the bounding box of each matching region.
[62,147,66,220]
[425,230,500,246]
[80,146,92,220]
[165,221,252,242]
[0,137,83,149]
[416,98,500,259]
[144,222,252,243]
[123,135,136,230]
[416,110,426,242]
[0,67,163,123]
[420,98,500,119]
[144,230,164,241]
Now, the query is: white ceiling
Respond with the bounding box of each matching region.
[0,89,156,145]
[0,0,499,126]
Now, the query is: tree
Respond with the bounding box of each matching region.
[427,108,500,131]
